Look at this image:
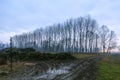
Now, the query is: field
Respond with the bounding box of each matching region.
[0,53,120,80]
[96,54,120,80]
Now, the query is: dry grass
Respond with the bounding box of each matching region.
[72,53,98,59]
[0,61,35,80]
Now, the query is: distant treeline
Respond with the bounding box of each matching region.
[12,15,116,53]
[0,43,9,50]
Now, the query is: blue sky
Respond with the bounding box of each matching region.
[0,0,120,43]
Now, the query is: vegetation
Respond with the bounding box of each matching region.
[72,53,99,59]
[13,52,76,61]
[11,16,116,53]
[0,58,7,65]
[0,48,76,62]
[0,54,7,65]
[96,55,120,80]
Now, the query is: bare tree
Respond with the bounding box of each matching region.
[100,25,109,53]
[10,37,13,72]
[107,31,116,53]
[11,16,117,53]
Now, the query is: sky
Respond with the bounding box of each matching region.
[0,0,120,43]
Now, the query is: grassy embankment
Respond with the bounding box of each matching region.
[73,53,120,80]
[96,55,120,80]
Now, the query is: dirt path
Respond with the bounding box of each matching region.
[1,56,101,80]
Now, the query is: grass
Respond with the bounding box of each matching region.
[96,55,120,80]
[0,62,25,72]
[72,53,98,59]
[0,62,26,80]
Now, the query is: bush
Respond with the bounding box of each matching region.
[13,52,76,61]
[0,48,76,61]
[0,58,7,65]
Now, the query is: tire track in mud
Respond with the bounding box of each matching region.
[53,57,99,80]
[11,57,101,80]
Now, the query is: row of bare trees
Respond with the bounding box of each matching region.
[12,16,116,53]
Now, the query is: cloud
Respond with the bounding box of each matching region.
[87,0,120,37]
[0,32,16,43]
[0,0,120,43]
[0,26,38,43]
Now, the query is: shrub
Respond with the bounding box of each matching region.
[0,58,7,65]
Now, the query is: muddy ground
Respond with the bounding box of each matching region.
[0,56,101,80]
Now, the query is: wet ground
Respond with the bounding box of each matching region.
[5,57,99,80]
